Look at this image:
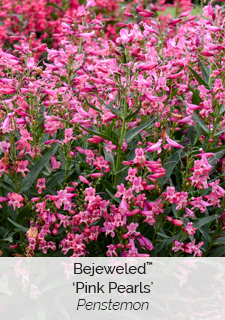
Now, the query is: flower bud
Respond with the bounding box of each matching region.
[172,219,183,227]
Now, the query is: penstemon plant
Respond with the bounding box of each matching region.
[0,0,225,258]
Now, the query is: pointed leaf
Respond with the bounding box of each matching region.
[125,117,155,143]
[197,58,210,84]
[213,127,225,138]
[219,105,225,115]
[208,150,225,170]
[20,144,59,192]
[79,126,119,147]
[188,66,209,87]
[193,214,219,229]
[209,246,225,257]
[207,145,225,153]
[85,98,103,114]
[125,104,141,121]
[193,112,210,135]
[16,206,31,224]
[98,96,120,115]
[104,120,115,137]
[44,171,65,193]
[188,84,203,104]
[8,218,28,233]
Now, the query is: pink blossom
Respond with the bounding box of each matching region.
[36,178,46,194]
[165,135,183,149]
[172,240,184,252]
[8,193,25,210]
[183,222,197,236]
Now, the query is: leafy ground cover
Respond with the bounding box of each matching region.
[0,0,225,257]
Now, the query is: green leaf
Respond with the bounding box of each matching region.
[100,180,116,195]
[125,117,155,143]
[85,98,103,114]
[219,105,225,115]
[193,112,209,135]
[39,94,48,105]
[104,120,115,137]
[187,127,195,145]
[8,218,28,233]
[46,2,64,12]
[213,127,225,138]
[98,96,120,115]
[193,214,219,229]
[213,237,225,245]
[79,126,119,147]
[106,189,121,203]
[209,246,225,257]
[0,181,13,192]
[169,88,179,99]
[207,145,225,153]
[208,150,225,170]
[8,206,17,221]
[20,144,59,192]
[44,171,65,193]
[188,84,203,104]
[16,206,31,225]
[150,240,167,257]
[158,149,185,186]
[125,104,141,121]
[58,150,66,169]
[197,58,210,84]
[199,227,211,242]
[188,66,209,87]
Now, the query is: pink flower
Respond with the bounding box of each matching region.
[93,156,111,172]
[89,173,103,178]
[0,141,10,153]
[119,28,129,44]
[189,197,211,213]
[86,0,96,8]
[172,219,183,227]
[51,155,61,171]
[20,129,33,142]
[7,192,25,210]
[183,240,204,257]
[0,196,9,207]
[165,135,183,149]
[184,207,195,219]
[106,244,118,257]
[122,139,127,151]
[132,176,144,193]
[122,222,139,239]
[30,285,41,300]
[87,136,104,144]
[79,175,90,185]
[85,149,95,165]
[103,221,115,237]
[115,183,126,198]
[146,139,162,154]
[183,222,197,236]
[36,178,46,194]
[27,57,35,69]
[104,140,118,155]
[16,160,29,177]
[136,235,154,251]
[133,148,146,164]
[172,240,184,252]
[63,128,75,144]
[125,168,138,182]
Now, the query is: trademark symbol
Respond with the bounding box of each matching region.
[146,262,153,266]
